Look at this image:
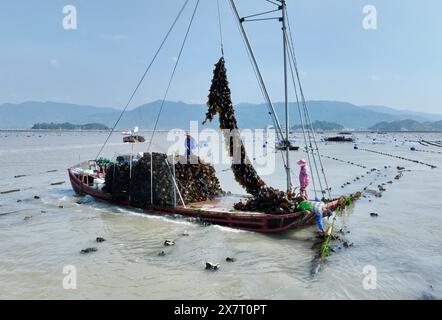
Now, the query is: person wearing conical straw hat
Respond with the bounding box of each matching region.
[297,159,310,198]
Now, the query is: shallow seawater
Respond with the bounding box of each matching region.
[0,131,441,299]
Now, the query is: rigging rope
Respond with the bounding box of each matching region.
[94,0,190,160]
[217,0,225,57]
[228,0,288,169]
[147,0,200,152]
[286,43,318,198]
[285,7,332,199]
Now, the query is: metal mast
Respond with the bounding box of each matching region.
[281,0,291,192]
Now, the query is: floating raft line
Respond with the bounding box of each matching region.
[340,167,386,190]
[412,148,442,155]
[50,181,66,186]
[0,209,27,216]
[320,154,367,169]
[13,169,59,179]
[422,140,442,148]
[360,148,437,169]
[0,189,20,194]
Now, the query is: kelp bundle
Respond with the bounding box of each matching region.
[205,57,300,213]
[103,153,222,207]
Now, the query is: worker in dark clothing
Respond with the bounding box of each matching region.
[185,132,196,162]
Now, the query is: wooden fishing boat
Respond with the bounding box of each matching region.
[68,161,338,233]
[68,1,343,234]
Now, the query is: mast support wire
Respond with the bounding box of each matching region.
[95,0,191,160]
[284,6,332,199]
[147,0,200,152]
[229,0,288,169]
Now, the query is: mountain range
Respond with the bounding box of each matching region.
[368,119,442,131]
[1,100,441,130]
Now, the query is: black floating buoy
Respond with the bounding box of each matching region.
[205,261,220,270]
[34,196,40,200]
[80,247,98,254]
[164,240,175,246]
[226,257,236,262]
[342,241,353,248]
[370,212,379,217]
[158,251,166,256]
[96,237,106,243]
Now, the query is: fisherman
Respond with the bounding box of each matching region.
[184,132,196,162]
[297,159,310,197]
[297,199,333,236]
[311,200,333,236]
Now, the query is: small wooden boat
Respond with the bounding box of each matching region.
[275,141,300,151]
[324,133,353,142]
[68,161,338,234]
[123,135,145,143]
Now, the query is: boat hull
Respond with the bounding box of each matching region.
[68,166,338,234]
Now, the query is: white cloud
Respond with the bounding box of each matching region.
[370,75,380,81]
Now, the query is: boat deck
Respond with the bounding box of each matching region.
[187,195,262,215]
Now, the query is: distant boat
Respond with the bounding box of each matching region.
[325,133,353,142]
[275,140,299,151]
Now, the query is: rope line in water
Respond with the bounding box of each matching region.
[320,154,367,169]
[413,148,442,155]
[360,148,437,169]
[13,169,59,179]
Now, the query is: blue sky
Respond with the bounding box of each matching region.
[0,0,441,113]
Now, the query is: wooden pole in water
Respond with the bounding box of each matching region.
[150,152,153,205]
[129,143,133,203]
[172,153,177,208]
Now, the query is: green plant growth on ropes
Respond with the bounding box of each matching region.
[320,192,361,260]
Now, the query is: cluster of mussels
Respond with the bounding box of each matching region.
[172,154,222,204]
[103,153,222,207]
[204,57,300,214]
